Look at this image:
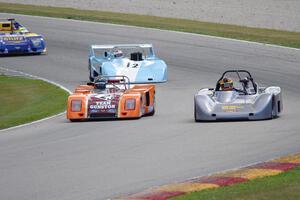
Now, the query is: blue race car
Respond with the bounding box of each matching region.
[0,18,46,55]
[88,44,167,83]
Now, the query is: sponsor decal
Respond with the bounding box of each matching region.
[90,109,99,113]
[88,93,119,115]
[3,36,24,41]
[107,108,117,113]
[222,105,244,112]
[127,62,140,68]
[89,101,116,109]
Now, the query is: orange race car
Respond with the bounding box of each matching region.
[67,76,155,121]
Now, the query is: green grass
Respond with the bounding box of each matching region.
[0,2,300,48]
[0,75,69,129]
[171,167,300,200]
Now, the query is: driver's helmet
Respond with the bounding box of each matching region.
[113,49,123,58]
[95,79,107,90]
[13,22,20,30]
[219,78,233,91]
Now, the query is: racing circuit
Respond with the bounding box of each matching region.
[1,14,300,200]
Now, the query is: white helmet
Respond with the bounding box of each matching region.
[113,49,123,58]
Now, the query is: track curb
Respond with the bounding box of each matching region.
[111,153,300,200]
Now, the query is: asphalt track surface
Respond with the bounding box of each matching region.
[1,14,300,200]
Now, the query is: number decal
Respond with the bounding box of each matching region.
[127,62,139,68]
[132,63,139,68]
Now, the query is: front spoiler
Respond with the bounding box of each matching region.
[0,47,46,55]
[195,111,272,122]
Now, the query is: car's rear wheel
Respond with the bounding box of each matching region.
[89,74,94,82]
[271,95,276,119]
[89,67,94,82]
[148,107,155,116]
[70,119,81,122]
[194,104,200,122]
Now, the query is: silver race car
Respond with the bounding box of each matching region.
[194,70,283,121]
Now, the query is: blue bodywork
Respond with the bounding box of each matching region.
[0,19,46,55]
[88,44,167,83]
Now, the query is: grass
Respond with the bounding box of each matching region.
[0,2,299,48]
[171,167,300,200]
[0,75,69,129]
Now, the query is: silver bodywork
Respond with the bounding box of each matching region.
[194,70,283,121]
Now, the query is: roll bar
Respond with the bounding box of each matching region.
[215,69,257,94]
[90,75,131,89]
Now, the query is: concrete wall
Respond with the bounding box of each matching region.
[1,0,300,32]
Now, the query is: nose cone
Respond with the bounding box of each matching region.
[215,91,238,103]
[135,60,167,83]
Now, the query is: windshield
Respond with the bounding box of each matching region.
[217,71,257,95]
[93,46,154,59]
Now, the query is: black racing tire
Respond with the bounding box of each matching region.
[148,107,155,116]
[70,119,81,122]
[271,95,276,119]
[146,96,156,116]
[194,104,200,122]
[88,60,94,82]
[89,67,94,82]
[89,74,94,82]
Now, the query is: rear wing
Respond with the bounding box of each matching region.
[0,18,14,33]
[0,19,28,34]
[90,44,155,59]
[91,44,153,49]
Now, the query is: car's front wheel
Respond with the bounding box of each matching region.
[89,66,94,82]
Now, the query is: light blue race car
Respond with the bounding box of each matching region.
[88,44,167,83]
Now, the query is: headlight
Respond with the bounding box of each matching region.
[71,100,82,112]
[31,38,42,47]
[125,99,136,110]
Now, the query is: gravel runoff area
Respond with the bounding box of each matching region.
[1,0,300,32]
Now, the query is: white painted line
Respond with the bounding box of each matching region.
[0,67,72,94]
[0,67,72,132]
[0,112,66,133]
[2,12,299,52]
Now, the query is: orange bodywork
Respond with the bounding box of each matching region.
[67,84,155,121]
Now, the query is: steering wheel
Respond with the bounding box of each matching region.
[234,88,247,95]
